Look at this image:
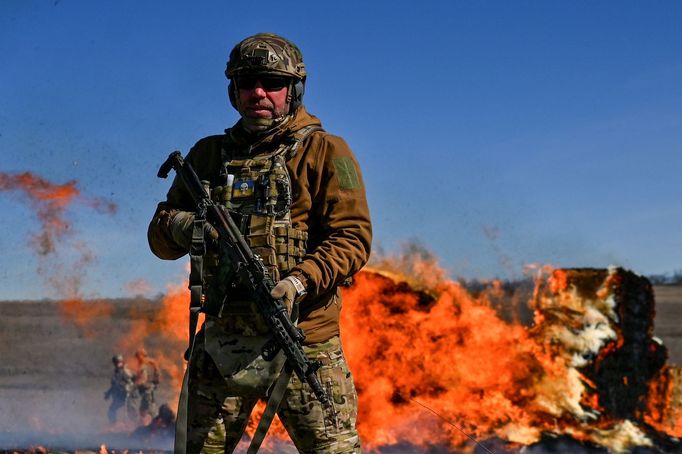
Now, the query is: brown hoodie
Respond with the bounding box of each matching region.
[148,106,372,343]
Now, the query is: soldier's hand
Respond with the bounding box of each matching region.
[169,210,219,251]
[270,276,306,315]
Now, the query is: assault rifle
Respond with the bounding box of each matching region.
[157,150,331,408]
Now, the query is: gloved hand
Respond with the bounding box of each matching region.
[169,210,219,251]
[270,276,306,315]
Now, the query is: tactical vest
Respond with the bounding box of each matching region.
[200,125,322,318]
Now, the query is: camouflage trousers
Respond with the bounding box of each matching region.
[138,384,157,421]
[107,395,134,424]
[186,335,361,454]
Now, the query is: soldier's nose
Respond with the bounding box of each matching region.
[252,83,267,97]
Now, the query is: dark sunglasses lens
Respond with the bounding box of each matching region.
[237,76,258,89]
[237,76,288,91]
[261,77,288,90]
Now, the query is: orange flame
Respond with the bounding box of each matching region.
[644,366,682,437]
[91,259,681,451]
[114,283,191,395]
[341,268,570,449]
[3,172,680,451]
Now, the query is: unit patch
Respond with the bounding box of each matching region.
[232,179,255,198]
[332,157,361,190]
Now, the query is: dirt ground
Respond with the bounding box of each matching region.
[0,285,680,451]
[0,298,181,451]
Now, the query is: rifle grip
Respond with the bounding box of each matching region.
[157,150,183,179]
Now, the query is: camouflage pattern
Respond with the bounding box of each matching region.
[148,106,372,345]
[135,354,160,422]
[225,33,306,80]
[105,362,135,423]
[149,41,371,450]
[203,315,286,398]
[187,335,361,453]
[279,336,361,453]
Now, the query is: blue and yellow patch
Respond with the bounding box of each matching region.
[232,179,255,198]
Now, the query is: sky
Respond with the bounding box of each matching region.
[1,1,681,300]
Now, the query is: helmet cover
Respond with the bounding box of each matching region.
[226,33,306,80]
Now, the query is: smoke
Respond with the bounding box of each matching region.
[0,171,117,299]
[0,171,134,448]
[124,279,154,297]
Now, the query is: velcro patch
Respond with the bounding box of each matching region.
[232,178,255,198]
[332,157,361,190]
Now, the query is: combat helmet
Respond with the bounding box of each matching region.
[225,33,307,111]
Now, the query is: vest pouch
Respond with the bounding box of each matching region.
[203,316,286,398]
[247,213,281,282]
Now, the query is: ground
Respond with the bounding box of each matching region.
[651,286,682,365]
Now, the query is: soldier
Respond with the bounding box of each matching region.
[148,33,372,453]
[104,354,135,424]
[134,348,160,424]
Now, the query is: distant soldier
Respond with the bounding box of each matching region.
[104,354,134,424]
[133,348,160,423]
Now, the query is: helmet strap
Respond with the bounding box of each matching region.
[286,80,293,104]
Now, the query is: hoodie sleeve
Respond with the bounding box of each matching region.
[288,133,373,301]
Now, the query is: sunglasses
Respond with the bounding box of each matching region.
[236,75,290,91]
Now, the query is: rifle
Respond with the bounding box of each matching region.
[157,150,331,408]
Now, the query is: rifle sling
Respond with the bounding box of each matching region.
[187,215,205,357]
[175,216,206,453]
[247,366,292,454]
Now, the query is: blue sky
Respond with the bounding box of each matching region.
[2,1,681,299]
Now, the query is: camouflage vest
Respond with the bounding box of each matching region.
[201,125,322,398]
[202,125,321,319]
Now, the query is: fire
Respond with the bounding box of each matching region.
[39,257,671,453]
[3,172,681,452]
[116,282,193,393]
[338,263,680,452]
[645,366,682,437]
[341,267,567,449]
[60,297,114,337]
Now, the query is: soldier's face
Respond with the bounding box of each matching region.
[235,75,291,120]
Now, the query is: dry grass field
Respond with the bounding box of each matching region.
[0,285,679,451]
[652,285,682,365]
[0,298,180,450]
